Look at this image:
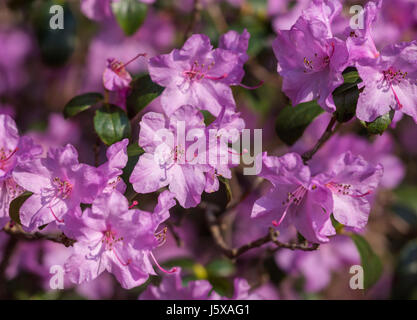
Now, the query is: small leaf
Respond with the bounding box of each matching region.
[350,233,383,289]
[218,176,232,204]
[9,192,33,225]
[94,104,131,146]
[333,70,362,123]
[126,74,164,119]
[64,92,103,118]
[127,143,145,157]
[112,0,148,36]
[275,101,324,146]
[206,259,236,278]
[360,110,394,135]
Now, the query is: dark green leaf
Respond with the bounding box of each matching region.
[218,176,232,204]
[360,110,394,135]
[392,240,417,299]
[34,2,76,67]
[94,104,131,146]
[112,0,147,36]
[333,71,362,123]
[206,259,236,278]
[275,101,324,146]
[209,276,234,298]
[350,233,383,289]
[64,92,103,118]
[127,143,145,157]
[9,192,33,225]
[126,74,164,119]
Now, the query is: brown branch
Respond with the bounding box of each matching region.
[204,203,319,259]
[2,224,76,248]
[301,115,338,163]
[184,0,203,41]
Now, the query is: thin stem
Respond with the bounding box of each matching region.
[301,115,338,163]
[2,223,76,247]
[203,203,319,259]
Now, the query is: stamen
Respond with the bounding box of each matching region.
[149,251,177,274]
[228,148,248,156]
[117,53,147,70]
[238,80,264,90]
[49,206,64,223]
[205,73,228,81]
[1,147,18,161]
[112,248,131,266]
[129,201,138,209]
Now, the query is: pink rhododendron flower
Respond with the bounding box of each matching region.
[252,152,336,243]
[272,0,349,112]
[345,0,381,63]
[64,190,175,289]
[275,235,360,293]
[13,144,106,231]
[0,115,42,229]
[252,151,382,243]
[99,138,129,194]
[148,30,250,116]
[140,268,277,300]
[315,152,383,230]
[356,41,417,123]
[130,105,210,208]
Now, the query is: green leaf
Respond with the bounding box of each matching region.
[94,104,131,146]
[9,192,33,225]
[218,176,232,204]
[392,240,417,299]
[127,143,145,157]
[333,71,362,123]
[112,0,148,36]
[206,259,236,278]
[33,2,76,66]
[275,101,324,146]
[350,233,383,289]
[64,92,103,118]
[126,74,164,119]
[360,110,394,135]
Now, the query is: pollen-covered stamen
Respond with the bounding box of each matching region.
[102,229,132,266]
[383,67,408,109]
[326,182,372,198]
[183,61,228,82]
[52,177,73,200]
[274,185,307,227]
[0,147,18,170]
[155,226,168,247]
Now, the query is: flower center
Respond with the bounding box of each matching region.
[272,185,307,227]
[52,177,73,200]
[102,228,131,266]
[383,67,408,85]
[382,67,408,110]
[0,147,18,171]
[183,61,227,82]
[326,182,372,198]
